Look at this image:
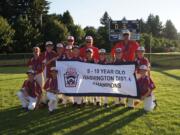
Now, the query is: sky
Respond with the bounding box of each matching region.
[48,0,180,32]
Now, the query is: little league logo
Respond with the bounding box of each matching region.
[64,67,79,87]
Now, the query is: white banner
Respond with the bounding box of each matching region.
[56,61,140,98]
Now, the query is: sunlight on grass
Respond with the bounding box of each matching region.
[0,67,180,135]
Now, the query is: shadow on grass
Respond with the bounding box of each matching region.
[0,105,146,135]
[153,68,180,80]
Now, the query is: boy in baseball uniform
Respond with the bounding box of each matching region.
[17,70,42,111]
[112,48,126,107]
[44,67,59,114]
[138,65,157,112]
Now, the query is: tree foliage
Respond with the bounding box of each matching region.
[0,16,15,52]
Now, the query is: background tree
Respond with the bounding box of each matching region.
[61,10,74,29]
[42,16,68,45]
[68,24,85,45]
[100,11,111,28]
[13,16,41,52]
[0,16,15,53]
[162,20,178,40]
[97,12,111,51]
[146,14,163,37]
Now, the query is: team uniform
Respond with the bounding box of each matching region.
[66,35,75,47]
[80,36,99,60]
[71,57,83,106]
[80,46,99,60]
[41,51,57,79]
[135,46,150,79]
[60,45,74,106]
[83,48,98,105]
[55,43,65,62]
[112,57,126,106]
[17,70,42,110]
[111,40,139,62]
[111,30,139,108]
[97,49,108,107]
[27,56,44,88]
[44,71,59,113]
[41,41,57,80]
[138,65,156,111]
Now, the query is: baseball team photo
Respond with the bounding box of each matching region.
[0,0,180,135]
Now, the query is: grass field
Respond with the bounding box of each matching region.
[0,67,180,135]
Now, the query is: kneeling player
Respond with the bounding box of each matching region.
[138,65,157,112]
[17,70,42,111]
[44,67,59,114]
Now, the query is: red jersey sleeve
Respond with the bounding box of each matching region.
[22,80,28,89]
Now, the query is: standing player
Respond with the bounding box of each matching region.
[112,48,126,106]
[27,47,44,88]
[83,48,98,106]
[17,70,42,111]
[138,65,157,112]
[111,30,139,108]
[66,36,75,47]
[135,46,150,78]
[80,36,99,59]
[62,45,73,61]
[45,43,64,64]
[41,41,57,80]
[113,48,126,64]
[61,45,74,106]
[97,49,108,107]
[72,45,83,61]
[44,67,59,114]
[84,48,98,63]
[71,45,83,107]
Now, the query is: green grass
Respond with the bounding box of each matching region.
[0,67,180,135]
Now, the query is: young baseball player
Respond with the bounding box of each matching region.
[98,48,108,107]
[56,43,64,60]
[132,46,151,107]
[27,47,44,88]
[83,48,99,106]
[72,45,83,61]
[62,45,73,61]
[41,41,57,80]
[66,36,75,47]
[71,45,83,107]
[27,47,46,106]
[138,65,157,112]
[135,46,150,78]
[47,43,65,62]
[44,67,59,114]
[113,48,126,106]
[84,48,98,63]
[61,45,74,106]
[17,70,42,111]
